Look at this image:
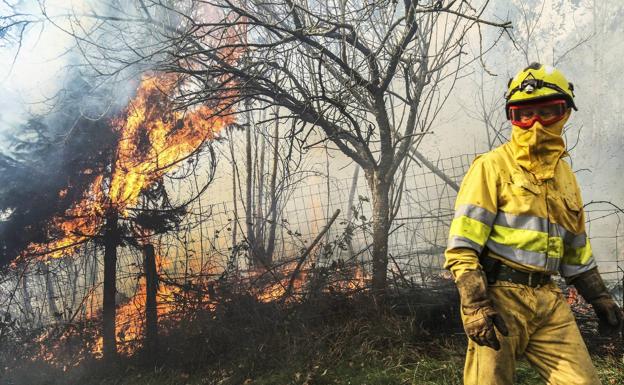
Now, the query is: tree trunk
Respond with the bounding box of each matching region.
[265,115,280,263]
[20,268,34,327]
[143,244,158,359]
[41,261,60,321]
[254,133,267,263]
[70,258,80,321]
[102,211,119,363]
[229,130,238,247]
[245,121,256,267]
[345,165,360,259]
[367,172,391,300]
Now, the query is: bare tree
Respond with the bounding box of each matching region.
[47,0,509,296]
[264,107,281,262]
[0,1,511,302]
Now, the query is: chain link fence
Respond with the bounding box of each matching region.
[1,153,622,330]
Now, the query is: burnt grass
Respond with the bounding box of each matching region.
[1,281,622,385]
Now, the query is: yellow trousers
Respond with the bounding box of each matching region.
[463,281,600,385]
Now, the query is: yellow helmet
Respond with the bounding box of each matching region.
[505,62,577,118]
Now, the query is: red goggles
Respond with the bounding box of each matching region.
[508,99,567,128]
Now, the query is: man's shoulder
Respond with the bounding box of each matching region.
[471,143,511,169]
[555,156,578,183]
[557,156,573,172]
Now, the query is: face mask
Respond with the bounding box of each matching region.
[510,111,569,180]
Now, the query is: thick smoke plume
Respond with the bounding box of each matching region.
[0,1,165,265]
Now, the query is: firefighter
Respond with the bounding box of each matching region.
[444,62,624,385]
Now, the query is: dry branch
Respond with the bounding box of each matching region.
[285,209,341,298]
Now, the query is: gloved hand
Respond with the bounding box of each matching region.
[569,267,624,335]
[455,270,509,350]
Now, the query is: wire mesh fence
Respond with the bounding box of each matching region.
[1,152,623,332]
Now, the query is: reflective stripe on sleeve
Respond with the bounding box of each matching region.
[565,232,587,249]
[454,204,496,225]
[449,215,492,247]
[560,238,594,277]
[447,235,484,253]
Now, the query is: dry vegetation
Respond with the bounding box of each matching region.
[1,276,622,385]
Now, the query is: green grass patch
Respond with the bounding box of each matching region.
[81,340,623,385]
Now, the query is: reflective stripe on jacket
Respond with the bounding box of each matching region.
[445,142,595,278]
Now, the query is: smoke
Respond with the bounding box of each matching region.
[0,0,164,145]
[1,1,83,137]
[0,0,156,263]
[429,0,624,202]
[0,0,223,264]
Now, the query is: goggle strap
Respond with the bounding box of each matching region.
[509,99,567,111]
[506,80,574,101]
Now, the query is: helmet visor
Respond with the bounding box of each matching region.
[509,99,568,128]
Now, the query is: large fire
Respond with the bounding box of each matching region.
[0,7,375,368]
[24,73,235,260]
[17,71,235,358]
[18,65,369,364]
[108,75,229,208]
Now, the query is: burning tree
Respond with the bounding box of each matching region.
[0,75,118,266]
[49,0,510,296]
[0,72,235,362]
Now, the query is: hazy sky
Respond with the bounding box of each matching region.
[0,1,83,130]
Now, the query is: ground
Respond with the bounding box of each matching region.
[2,290,623,385]
[88,336,624,385]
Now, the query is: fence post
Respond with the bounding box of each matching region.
[143,243,158,360]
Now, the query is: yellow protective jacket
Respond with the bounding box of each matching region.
[444,142,595,279]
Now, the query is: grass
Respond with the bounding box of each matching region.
[73,338,624,385]
[84,347,624,385]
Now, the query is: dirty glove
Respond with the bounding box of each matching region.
[569,267,624,335]
[455,270,509,350]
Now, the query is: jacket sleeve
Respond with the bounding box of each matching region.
[559,177,597,279]
[444,155,499,279]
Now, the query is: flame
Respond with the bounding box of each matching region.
[30,257,369,363]
[252,261,369,303]
[93,253,180,356]
[252,263,307,303]
[24,175,106,260]
[567,287,579,305]
[22,71,236,357]
[23,73,235,260]
[18,8,248,363]
[108,74,232,209]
